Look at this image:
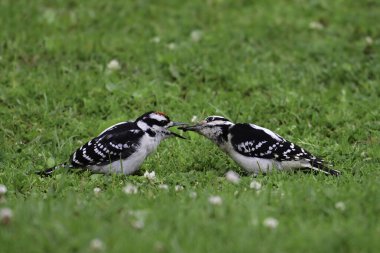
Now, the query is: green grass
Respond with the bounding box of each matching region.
[1,0,379,252]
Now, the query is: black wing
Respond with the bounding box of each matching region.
[230,123,320,163]
[69,122,145,167]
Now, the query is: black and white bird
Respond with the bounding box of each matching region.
[36,111,185,176]
[180,116,340,176]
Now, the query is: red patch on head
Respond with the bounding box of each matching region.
[155,111,166,116]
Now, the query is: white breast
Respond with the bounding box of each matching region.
[90,149,148,174]
[142,134,163,154]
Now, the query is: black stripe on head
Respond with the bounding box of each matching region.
[136,111,171,127]
[205,116,231,123]
[135,111,155,122]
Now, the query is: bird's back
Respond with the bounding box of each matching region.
[69,121,145,169]
[227,123,339,175]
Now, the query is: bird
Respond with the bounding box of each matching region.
[180,116,341,176]
[36,111,185,176]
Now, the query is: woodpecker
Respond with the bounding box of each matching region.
[36,111,185,176]
[180,116,340,176]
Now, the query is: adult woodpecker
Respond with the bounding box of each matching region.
[37,111,185,176]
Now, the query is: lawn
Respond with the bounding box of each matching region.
[0,0,379,252]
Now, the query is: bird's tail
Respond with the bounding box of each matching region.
[310,165,341,176]
[35,163,68,177]
[307,159,341,176]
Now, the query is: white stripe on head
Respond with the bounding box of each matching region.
[205,115,230,121]
[137,121,149,131]
[207,120,234,126]
[149,113,168,122]
[204,115,233,126]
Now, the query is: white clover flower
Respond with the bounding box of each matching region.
[208,195,223,205]
[107,59,121,71]
[249,180,262,190]
[225,170,240,184]
[42,9,56,24]
[0,208,13,225]
[151,36,160,43]
[189,191,197,199]
[143,171,156,180]
[129,210,147,230]
[175,185,184,191]
[263,217,279,229]
[335,201,346,211]
[90,238,105,252]
[167,43,177,50]
[0,184,7,196]
[158,184,169,190]
[93,187,101,196]
[365,36,373,45]
[131,220,145,230]
[123,184,138,195]
[191,115,198,123]
[309,21,324,30]
[190,30,203,42]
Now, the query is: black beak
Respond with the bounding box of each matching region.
[167,122,187,139]
[178,124,203,132]
[170,130,186,139]
[169,122,188,127]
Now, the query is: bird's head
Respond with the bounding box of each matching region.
[179,116,234,142]
[136,111,186,139]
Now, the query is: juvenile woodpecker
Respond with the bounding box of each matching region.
[180,116,340,176]
[37,111,185,176]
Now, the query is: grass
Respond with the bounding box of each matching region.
[0,0,379,252]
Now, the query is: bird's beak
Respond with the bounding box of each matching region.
[178,121,206,132]
[169,131,186,139]
[166,122,187,139]
[169,122,188,127]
